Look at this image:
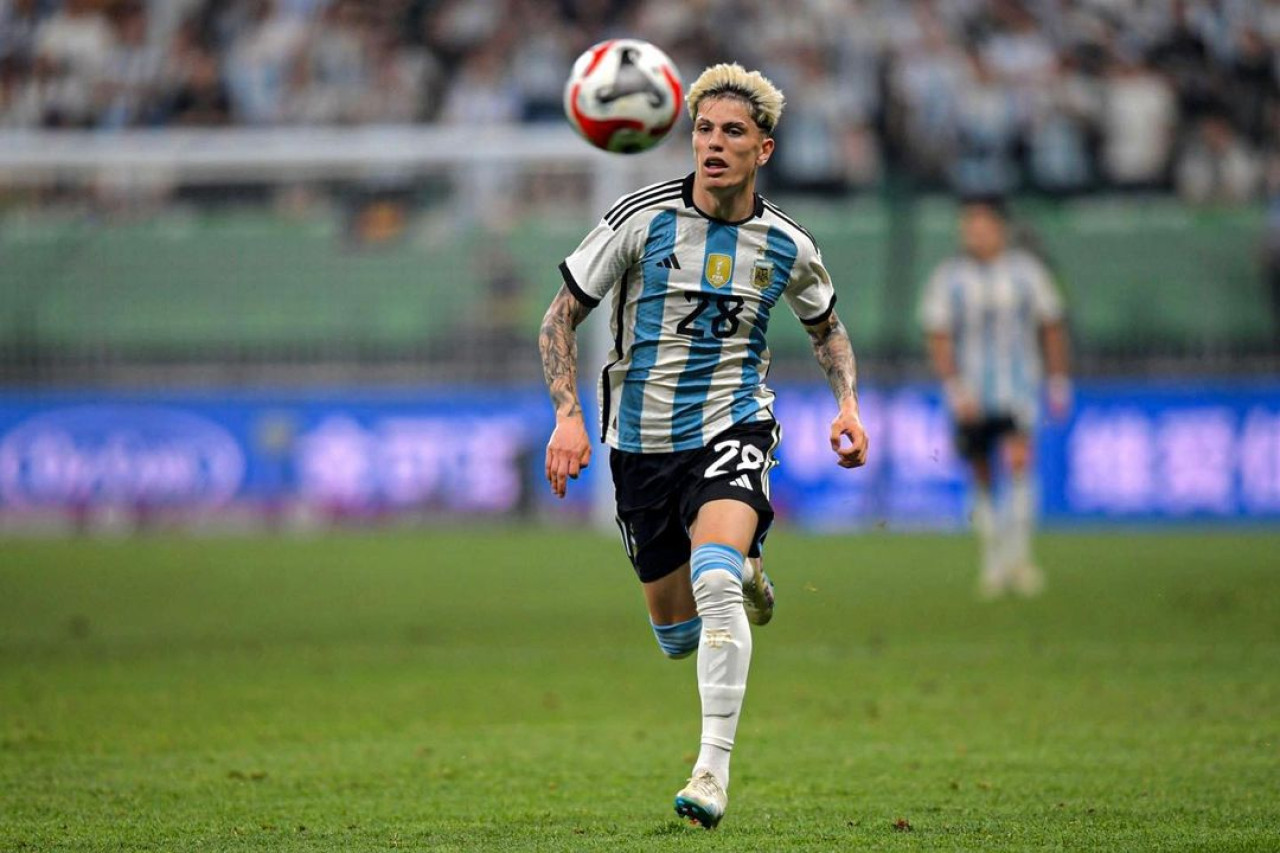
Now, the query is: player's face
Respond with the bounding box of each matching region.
[692,97,774,194]
[960,205,1006,261]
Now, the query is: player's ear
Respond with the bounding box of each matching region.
[757,136,775,167]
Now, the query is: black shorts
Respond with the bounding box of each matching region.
[954,414,1021,462]
[610,420,780,583]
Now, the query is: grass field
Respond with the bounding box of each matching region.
[2,527,1278,851]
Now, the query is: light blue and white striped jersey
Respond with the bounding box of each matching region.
[560,173,837,454]
[918,248,1064,426]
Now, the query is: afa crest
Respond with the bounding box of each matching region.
[704,253,734,288]
[752,258,773,290]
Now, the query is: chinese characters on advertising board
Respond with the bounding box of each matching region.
[1,383,1276,528]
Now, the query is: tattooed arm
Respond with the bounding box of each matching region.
[805,309,869,469]
[539,285,595,497]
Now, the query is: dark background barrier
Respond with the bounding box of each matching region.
[2,195,1272,381]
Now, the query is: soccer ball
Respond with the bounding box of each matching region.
[563,39,683,154]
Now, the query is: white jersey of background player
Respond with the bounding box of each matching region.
[539,63,868,829]
[919,196,1071,598]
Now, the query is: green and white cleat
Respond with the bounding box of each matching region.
[742,557,775,626]
[674,770,727,830]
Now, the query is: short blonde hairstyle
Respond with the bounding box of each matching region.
[686,63,785,135]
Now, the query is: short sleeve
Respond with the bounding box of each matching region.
[919,262,954,333]
[1023,255,1065,323]
[783,245,837,325]
[560,220,638,308]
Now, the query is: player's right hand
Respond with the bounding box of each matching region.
[1047,374,1073,422]
[546,416,592,499]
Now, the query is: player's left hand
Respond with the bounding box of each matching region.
[830,408,869,469]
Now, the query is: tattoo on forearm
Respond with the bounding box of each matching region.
[539,287,592,418]
[808,315,859,405]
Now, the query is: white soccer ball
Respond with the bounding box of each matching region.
[563,39,683,154]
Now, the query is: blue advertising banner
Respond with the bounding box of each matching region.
[771,381,1280,527]
[0,381,1277,528]
[0,388,552,520]
[1038,381,1280,524]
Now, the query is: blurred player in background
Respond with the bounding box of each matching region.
[539,63,868,829]
[920,196,1071,599]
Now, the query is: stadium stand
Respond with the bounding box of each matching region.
[2,1,1277,198]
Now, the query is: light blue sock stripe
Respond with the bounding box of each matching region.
[651,615,702,657]
[690,543,744,584]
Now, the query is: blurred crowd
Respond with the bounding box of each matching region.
[1,0,1279,201]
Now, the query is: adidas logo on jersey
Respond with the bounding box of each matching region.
[730,474,753,491]
[655,253,681,270]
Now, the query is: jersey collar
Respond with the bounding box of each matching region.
[681,172,765,225]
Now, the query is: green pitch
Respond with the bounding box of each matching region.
[2,528,1277,851]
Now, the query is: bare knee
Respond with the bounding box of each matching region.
[643,564,696,625]
[1004,436,1032,476]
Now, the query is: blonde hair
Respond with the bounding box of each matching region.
[685,63,785,135]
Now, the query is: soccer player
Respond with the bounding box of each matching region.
[919,196,1071,599]
[538,63,868,829]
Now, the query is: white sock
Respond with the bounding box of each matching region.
[690,543,751,791]
[972,487,1002,584]
[1008,474,1034,569]
[695,743,732,790]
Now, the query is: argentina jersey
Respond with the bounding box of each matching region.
[559,173,837,454]
[919,248,1065,426]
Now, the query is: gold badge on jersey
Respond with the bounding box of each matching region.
[752,256,773,290]
[704,253,734,288]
